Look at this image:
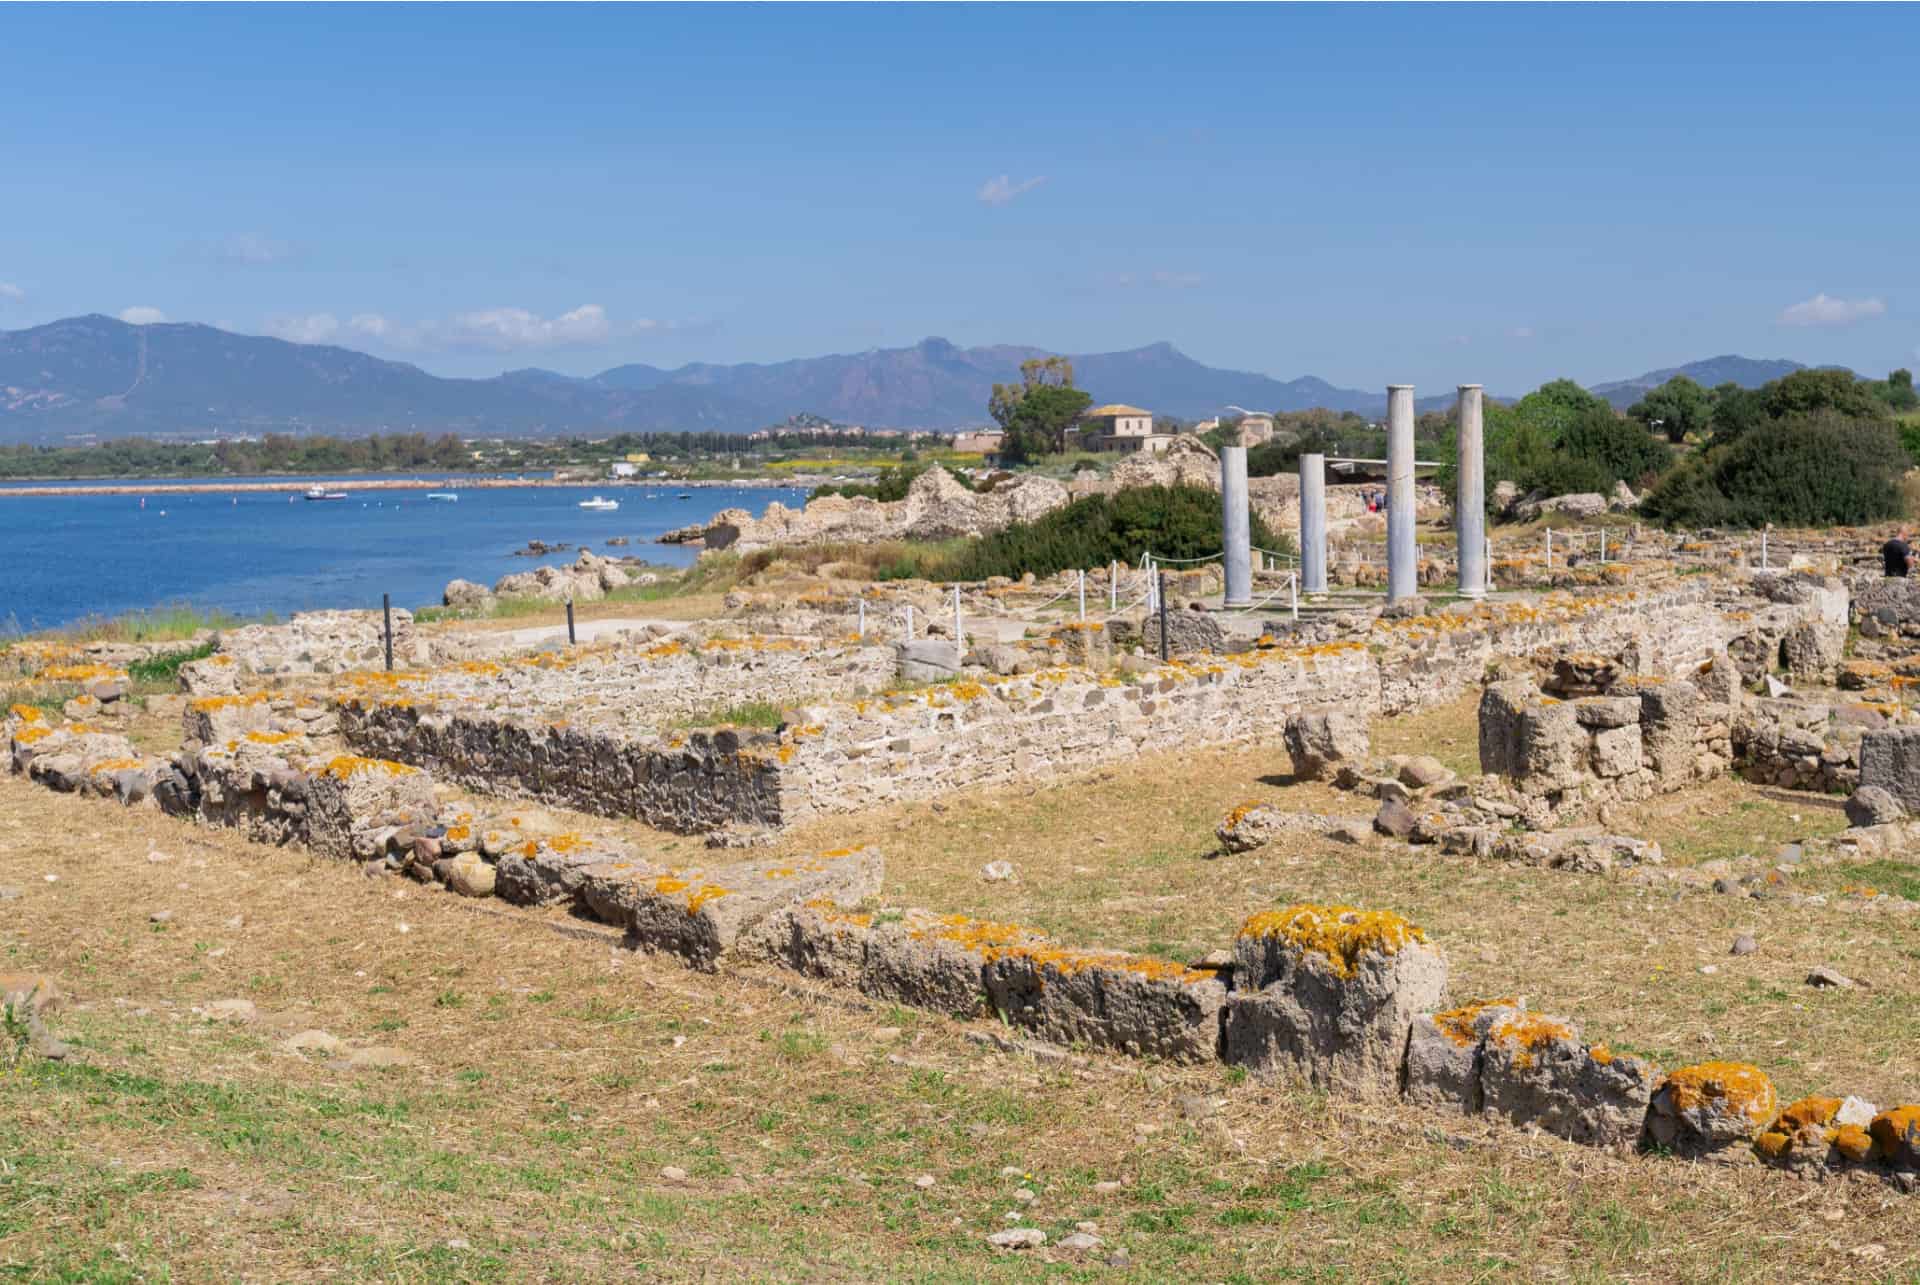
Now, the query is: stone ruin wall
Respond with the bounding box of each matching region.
[11,702,1920,1188]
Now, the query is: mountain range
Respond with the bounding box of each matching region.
[0,314,1817,442]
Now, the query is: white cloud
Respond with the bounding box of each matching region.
[0,282,23,302]
[1777,293,1887,327]
[1150,271,1204,290]
[264,312,341,344]
[349,313,393,339]
[977,174,1047,206]
[1506,325,1535,340]
[441,304,612,351]
[119,306,167,325]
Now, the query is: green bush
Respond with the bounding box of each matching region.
[1641,413,1905,529]
[1556,405,1671,487]
[934,485,1289,582]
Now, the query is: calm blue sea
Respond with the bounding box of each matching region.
[0,477,802,631]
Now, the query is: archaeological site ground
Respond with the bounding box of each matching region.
[8,436,1920,1280]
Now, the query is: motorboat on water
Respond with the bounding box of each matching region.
[426,491,459,502]
[579,495,620,511]
[304,485,349,501]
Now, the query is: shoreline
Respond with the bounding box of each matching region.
[0,475,823,498]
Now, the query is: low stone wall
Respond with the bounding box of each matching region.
[180,610,426,693]
[340,639,1382,833]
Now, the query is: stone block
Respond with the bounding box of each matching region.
[1479,1012,1656,1151]
[1224,905,1445,1097]
[1645,1062,1778,1157]
[1283,708,1370,781]
[983,948,1226,1062]
[1404,999,1523,1113]
[859,910,1029,1018]
[1870,1106,1920,1170]
[181,693,273,745]
[1782,620,1846,681]
[593,845,883,971]
[1573,696,1641,730]
[1622,678,1703,780]
[496,835,638,906]
[897,640,963,684]
[1860,727,1920,816]
[1589,724,1642,778]
[1845,785,1906,828]
[305,755,437,860]
[1479,681,1584,789]
[754,898,875,989]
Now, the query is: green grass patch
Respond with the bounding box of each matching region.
[669,700,785,731]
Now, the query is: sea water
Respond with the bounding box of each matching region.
[0,478,804,631]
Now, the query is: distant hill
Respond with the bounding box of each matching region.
[1587,355,1812,410]
[0,314,1843,441]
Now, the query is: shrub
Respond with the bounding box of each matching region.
[936,485,1288,582]
[1641,414,1905,529]
[1556,405,1671,488]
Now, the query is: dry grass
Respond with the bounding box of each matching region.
[3,779,1918,1282]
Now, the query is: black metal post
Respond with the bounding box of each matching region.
[566,598,576,646]
[382,593,394,671]
[1157,571,1169,662]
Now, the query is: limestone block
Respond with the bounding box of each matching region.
[983,948,1226,1062]
[1284,708,1370,781]
[1694,654,1742,705]
[1141,609,1225,658]
[1479,1012,1656,1151]
[1589,724,1642,778]
[1404,999,1524,1113]
[446,852,496,898]
[856,910,1013,1018]
[1224,905,1445,1097]
[1622,678,1703,780]
[754,899,875,989]
[1645,1062,1778,1157]
[1573,696,1641,730]
[1479,682,1584,789]
[1782,620,1846,680]
[496,835,637,906]
[181,693,274,745]
[897,640,963,684]
[305,755,437,861]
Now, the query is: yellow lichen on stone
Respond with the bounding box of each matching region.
[1869,1105,1920,1159]
[322,754,419,780]
[1434,997,1519,1048]
[189,692,269,712]
[1236,904,1427,977]
[1488,1014,1575,1069]
[1832,1123,1874,1163]
[14,726,51,744]
[1774,1096,1842,1133]
[1661,1062,1778,1129]
[8,704,44,723]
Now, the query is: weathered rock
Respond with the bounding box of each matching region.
[1224,905,1445,1097]
[1870,1106,1920,1170]
[1845,784,1907,828]
[1372,798,1417,839]
[446,852,496,898]
[1398,755,1452,790]
[1404,998,1523,1113]
[1479,1012,1656,1151]
[984,947,1226,1062]
[1284,708,1370,781]
[1646,1062,1778,1156]
[1858,726,1920,815]
[896,640,963,684]
[1141,608,1225,658]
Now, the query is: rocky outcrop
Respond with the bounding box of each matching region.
[492,550,641,604]
[667,468,1072,554]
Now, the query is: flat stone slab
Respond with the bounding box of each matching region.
[585,845,883,970]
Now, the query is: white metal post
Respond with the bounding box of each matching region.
[1761,528,1769,570]
[1110,561,1118,611]
[1545,527,1553,570]
[1290,571,1299,621]
[952,586,963,653]
[856,596,865,637]
[1599,529,1606,564]
[1485,536,1493,592]
[1078,569,1086,621]
[904,605,913,640]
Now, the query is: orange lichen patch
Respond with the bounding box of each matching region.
[1869,1105,1920,1159]
[818,847,861,859]
[339,670,428,690]
[1223,800,1265,829]
[1589,1044,1615,1066]
[1833,1123,1874,1163]
[1488,1014,1576,1069]
[453,660,502,676]
[7,704,44,723]
[321,754,420,780]
[1753,1131,1791,1160]
[13,726,52,745]
[209,654,235,666]
[1433,997,1520,1049]
[800,898,872,929]
[1236,904,1427,977]
[188,692,268,713]
[445,824,471,842]
[87,757,145,774]
[243,730,302,745]
[40,663,129,683]
[1661,1063,1778,1130]
[1774,1096,1843,1133]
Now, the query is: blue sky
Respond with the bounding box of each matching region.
[3,3,1915,393]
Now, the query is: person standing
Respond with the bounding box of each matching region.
[1883,531,1912,577]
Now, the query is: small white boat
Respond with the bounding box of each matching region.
[578,495,620,511]
[426,492,459,502]
[304,485,348,501]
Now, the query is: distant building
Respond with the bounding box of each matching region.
[608,461,639,479]
[1082,403,1177,453]
[952,429,1006,454]
[1237,414,1275,446]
